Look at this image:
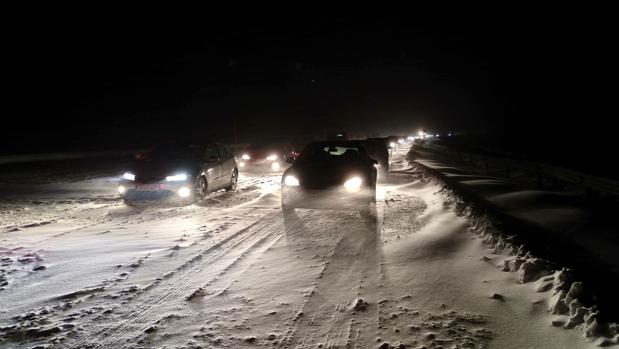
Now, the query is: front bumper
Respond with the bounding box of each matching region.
[239,159,283,172]
[118,180,193,202]
[282,186,374,211]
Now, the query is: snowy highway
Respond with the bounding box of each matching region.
[0,147,603,348]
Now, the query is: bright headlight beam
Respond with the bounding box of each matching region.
[178,187,191,197]
[166,173,188,182]
[266,154,277,161]
[344,177,362,191]
[284,175,299,186]
[123,172,135,181]
[271,162,280,170]
[117,185,126,194]
[242,154,250,160]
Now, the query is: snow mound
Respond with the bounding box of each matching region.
[436,170,619,345]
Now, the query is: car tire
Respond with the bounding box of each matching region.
[225,170,238,192]
[194,176,208,204]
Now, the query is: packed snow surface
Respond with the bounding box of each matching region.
[0,148,611,348]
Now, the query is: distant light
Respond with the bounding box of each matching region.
[117,185,126,194]
[389,142,396,148]
[435,134,439,137]
[241,154,250,160]
[284,175,299,186]
[166,173,188,182]
[418,130,424,136]
[448,133,452,137]
[123,172,135,181]
[266,154,277,161]
[178,187,191,197]
[271,162,280,171]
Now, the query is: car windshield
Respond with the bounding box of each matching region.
[297,143,364,163]
[145,145,205,161]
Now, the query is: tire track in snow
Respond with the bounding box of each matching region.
[62,210,286,349]
[279,213,381,349]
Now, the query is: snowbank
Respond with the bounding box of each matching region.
[410,149,619,346]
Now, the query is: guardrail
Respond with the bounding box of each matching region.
[416,141,619,197]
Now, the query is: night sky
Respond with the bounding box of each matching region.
[4,5,614,170]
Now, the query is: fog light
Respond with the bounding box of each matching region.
[344,177,362,192]
[118,185,126,194]
[178,187,191,197]
[271,162,280,170]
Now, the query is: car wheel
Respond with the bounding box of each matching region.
[195,176,208,204]
[225,170,238,192]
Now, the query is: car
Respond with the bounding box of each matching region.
[118,142,238,204]
[281,140,378,218]
[238,143,289,172]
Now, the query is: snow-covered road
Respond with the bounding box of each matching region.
[0,148,600,348]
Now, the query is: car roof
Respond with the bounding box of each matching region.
[308,140,366,147]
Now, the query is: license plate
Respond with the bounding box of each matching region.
[136,184,164,191]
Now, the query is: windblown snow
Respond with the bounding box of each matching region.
[0,147,615,348]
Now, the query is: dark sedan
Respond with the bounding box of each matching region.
[118,143,238,204]
[281,141,378,218]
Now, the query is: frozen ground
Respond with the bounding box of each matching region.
[0,148,613,348]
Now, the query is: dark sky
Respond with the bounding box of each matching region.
[4,5,615,156]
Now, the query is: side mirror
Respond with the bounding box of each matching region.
[206,155,220,163]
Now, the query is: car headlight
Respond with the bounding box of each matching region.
[178,187,191,197]
[343,176,362,192]
[266,154,277,161]
[118,185,126,194]
[123,172,135,181]
[166,173,188,182]
[242,154,251,160]
[284,175,299,186]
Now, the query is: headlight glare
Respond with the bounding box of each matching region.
[344,177,362,191]
[123,172,135,181]
[266,154,277,161]
[166,173,188,182]
[178,187,191,197]
[284,175,299,186]
[241,154,250,160]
